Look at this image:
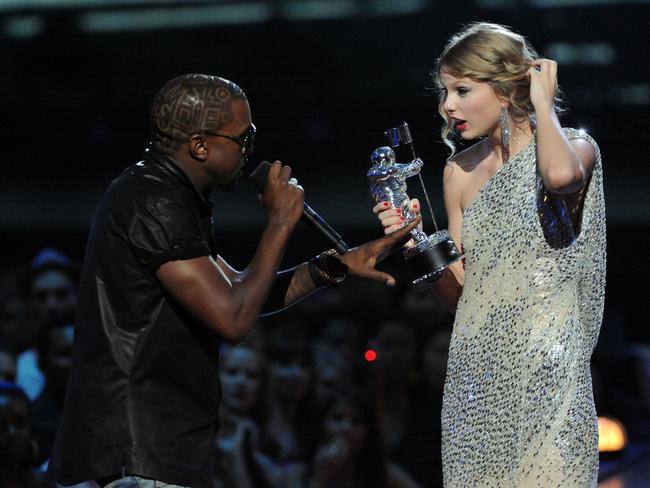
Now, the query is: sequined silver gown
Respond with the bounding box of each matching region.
[441,128,606,487]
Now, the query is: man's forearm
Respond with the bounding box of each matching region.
[260,263,322,316]
[229,222,294,334]
[284,263,323,308]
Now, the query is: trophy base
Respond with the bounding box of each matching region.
[403,230,463,284]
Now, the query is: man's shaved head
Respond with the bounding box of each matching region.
[149,74,246,154]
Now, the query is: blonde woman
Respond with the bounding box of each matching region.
[374,22,605,487]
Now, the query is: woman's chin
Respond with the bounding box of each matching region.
[460,129,487,141]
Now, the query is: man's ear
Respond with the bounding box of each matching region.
[188,134,209,162]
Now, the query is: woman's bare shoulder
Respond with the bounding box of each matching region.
[444,140,487,182]
[445,140,487,173]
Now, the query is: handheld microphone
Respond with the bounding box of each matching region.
[250,161,349,254]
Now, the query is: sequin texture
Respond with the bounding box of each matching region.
[441,128,606,487]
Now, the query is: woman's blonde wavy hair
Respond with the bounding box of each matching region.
[433,22,563,156]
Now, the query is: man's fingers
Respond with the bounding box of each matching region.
[279,164,292,182]
[268,160,282,180]
[386,215,421,243]
[362,268,397,287]
[382,272,397,287]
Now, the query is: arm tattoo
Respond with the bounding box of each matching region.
[284,263,320,307]
[260,264,319,316]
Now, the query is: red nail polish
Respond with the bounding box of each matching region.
[400,216,405,221]
[413,203,419,209]
[383,202,389,207]
[395,208,402,214]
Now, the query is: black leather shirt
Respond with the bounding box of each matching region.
[48,150,221,487]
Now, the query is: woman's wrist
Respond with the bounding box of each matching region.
[534,103,556,120]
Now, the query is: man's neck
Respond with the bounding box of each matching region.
[168,151,212,200]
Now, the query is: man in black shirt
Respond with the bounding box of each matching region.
[47,74,417,487]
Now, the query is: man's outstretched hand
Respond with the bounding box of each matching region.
[338,216,421,286]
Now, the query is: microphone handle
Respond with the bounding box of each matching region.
[303,203,349,254]
[250,161,349,254]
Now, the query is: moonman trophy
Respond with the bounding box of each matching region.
[368,122,463,283]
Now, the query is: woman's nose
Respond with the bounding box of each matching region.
[443,95,456,114]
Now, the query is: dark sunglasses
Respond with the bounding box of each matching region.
[202,123,256,157]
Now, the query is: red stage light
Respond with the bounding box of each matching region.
[365,349,377,362]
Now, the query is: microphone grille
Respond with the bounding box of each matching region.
[249,160,271,191]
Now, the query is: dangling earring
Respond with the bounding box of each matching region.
[500,106,510,163]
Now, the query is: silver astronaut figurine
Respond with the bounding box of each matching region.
[368,123,462,283]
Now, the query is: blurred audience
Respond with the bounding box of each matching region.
[0,271,30,354]
[0,249,80,479]
[215,335,280,488]
[31,322,75,466]
[398,282,453,340]
[0,344,17,383]
[263,321,319,467]
[0,382,53,488]
[311,316,363,410]
[16,249,78,402]
[2,246,648,485]
[313,316,362,371]
[421,326,452,396]
[285,386,421,487]
[369,319,441,487]
[311,355,348,414]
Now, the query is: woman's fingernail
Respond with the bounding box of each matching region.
[395,208,401,214]
[413,203,419,209]
[400,216,405,221]
[383,202,390,207]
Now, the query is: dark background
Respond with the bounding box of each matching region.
[1,0,648,343]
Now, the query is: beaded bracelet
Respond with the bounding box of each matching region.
[308,250,348,287]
